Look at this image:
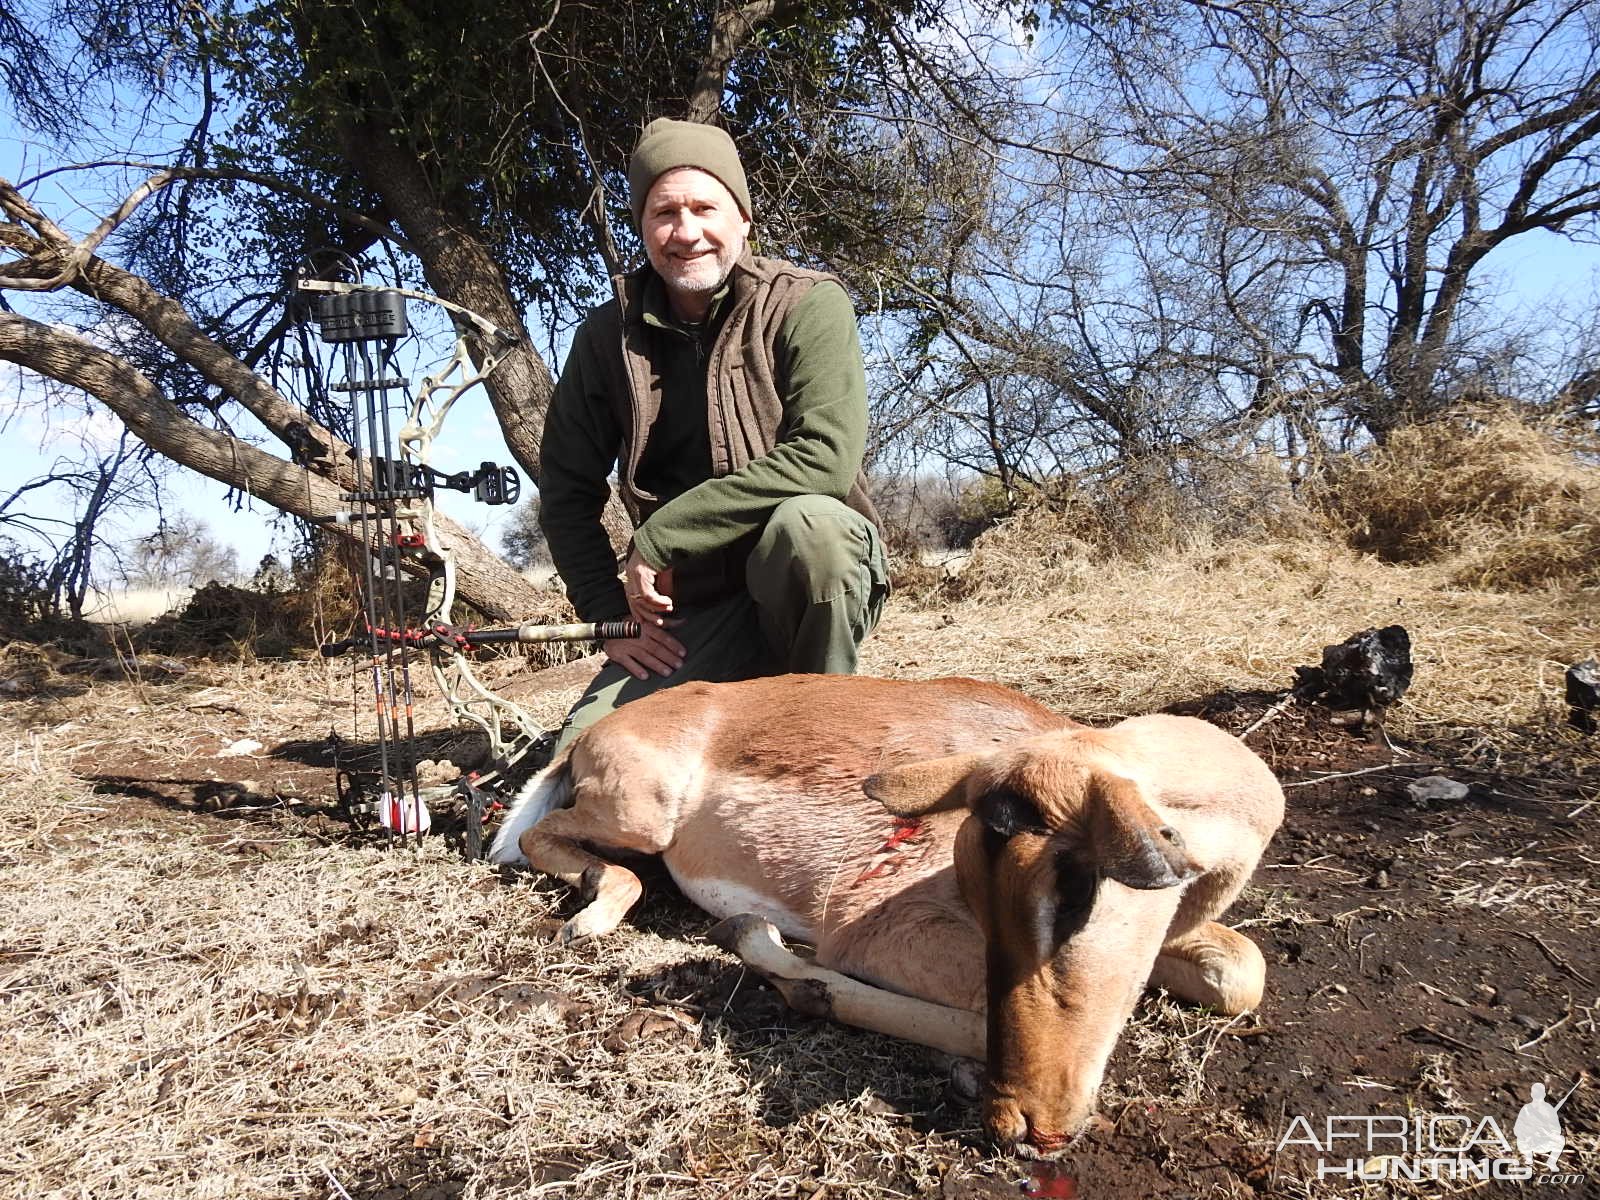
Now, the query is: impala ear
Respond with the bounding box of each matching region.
[1088,772,1201,890]
[863,752,986,816]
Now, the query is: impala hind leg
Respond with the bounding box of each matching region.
[519,809,646,944]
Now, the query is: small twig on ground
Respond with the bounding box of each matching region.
[1284,763,1413,788]
[649,987,708,1016]
[717,963,749,1017]
[1371,717,1412,758]
[1331,904,1387,925]
[1192,1012,1251,1081]
[1515,1007,1572,1053]
[110,622,151,706]
[1357,932,1375,974]
[1408,1024,1475,1053]
[1513,929,1594,986]
[1238,693,1296,741]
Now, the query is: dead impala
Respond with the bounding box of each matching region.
[489,674,1283,1152]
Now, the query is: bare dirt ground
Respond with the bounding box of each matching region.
[2,542,1597,1200]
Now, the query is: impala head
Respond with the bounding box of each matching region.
[863,732,1200,1153]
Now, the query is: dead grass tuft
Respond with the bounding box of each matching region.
[135,566,356,660]
[1313,407,1600,589]
[938,450,1316,606]
[0,640,60,696]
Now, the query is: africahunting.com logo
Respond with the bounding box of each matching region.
[1277,1078,1584,1186]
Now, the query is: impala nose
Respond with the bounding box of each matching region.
[984,1095,1074,1157]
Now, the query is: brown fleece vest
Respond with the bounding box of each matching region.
[603,253,881,531]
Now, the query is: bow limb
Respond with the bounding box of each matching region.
[395,317,511,465]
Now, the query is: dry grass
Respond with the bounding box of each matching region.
[906,450,1310,600]
[3,514,1597,1198]
[1312,407,1600,589]
[902,405,1599,609]
[0,663,1015,1200]
[870,532,1597,754]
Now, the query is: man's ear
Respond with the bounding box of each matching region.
[862,752,985,817]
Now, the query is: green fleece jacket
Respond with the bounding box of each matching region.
[539,255,874,622]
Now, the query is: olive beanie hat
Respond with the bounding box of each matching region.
[628,117,753,228]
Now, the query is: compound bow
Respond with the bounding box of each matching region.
[294,269,632,856]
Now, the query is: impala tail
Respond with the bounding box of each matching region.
[488,757,574,865]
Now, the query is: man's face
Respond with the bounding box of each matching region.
[641,167,750,316]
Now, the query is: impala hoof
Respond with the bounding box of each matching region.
[948,1057,983,1102]
[556,906,620,946]
[706,912,775,955]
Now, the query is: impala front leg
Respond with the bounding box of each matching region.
[1149,922,1266,1014]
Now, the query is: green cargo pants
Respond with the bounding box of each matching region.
[551,495,889,754]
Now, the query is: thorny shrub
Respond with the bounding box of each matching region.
[0,541,56,634]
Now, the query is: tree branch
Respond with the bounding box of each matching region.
[685,0,800,123]
[1,164,409,292]
[0,311,539,621]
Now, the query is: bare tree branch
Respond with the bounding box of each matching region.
[685,0,800,123]
[0,311,540,621]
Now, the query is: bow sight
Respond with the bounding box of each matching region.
[295,265,634,858]
[343,455,521,507]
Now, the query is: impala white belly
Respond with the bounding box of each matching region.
[666,868,814,945]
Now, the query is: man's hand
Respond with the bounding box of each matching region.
[607,549,683,679]
[622,548,675,627]
[603,621,686,680]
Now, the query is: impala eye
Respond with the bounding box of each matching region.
[1053,852,1099,943]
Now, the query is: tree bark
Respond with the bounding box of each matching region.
[334,116,554,482]
[685,0,800,123]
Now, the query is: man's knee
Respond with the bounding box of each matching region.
[751,495,878,602]
[552,594,771,754]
